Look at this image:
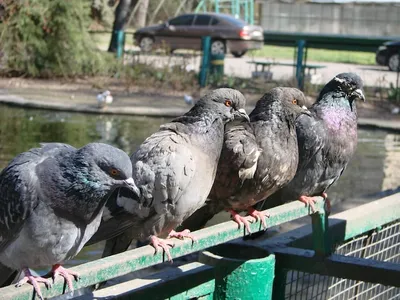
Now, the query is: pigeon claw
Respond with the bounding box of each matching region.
[16,268,52,300]
[247,207,269,229]
[229,209,253,234]
[149,235,175,262]
[50,264,79,292]
[168,229,197,242]
[298,195,318,213]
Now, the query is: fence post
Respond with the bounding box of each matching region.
[295,39,306,91]
[210,52,225,82]
[116,30,125,59]
[199,36,211,87]
[311,200,331,256]
[199,243,275,300]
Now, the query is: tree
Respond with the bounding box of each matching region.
[108,0,138,52]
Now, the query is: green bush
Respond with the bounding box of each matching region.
[0,0,117,77]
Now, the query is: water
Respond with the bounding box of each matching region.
[0,104,399,268]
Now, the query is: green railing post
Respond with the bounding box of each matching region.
[116,30,125,59]
[199,36,211,87]
[311,200,331,256]
[272,265,287,300]
[250,0,255,25]
[295,39,306,91]
[199,243,275,300]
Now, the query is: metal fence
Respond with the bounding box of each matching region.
[284,220,400,300]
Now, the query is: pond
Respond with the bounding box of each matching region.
[0,104,399,268]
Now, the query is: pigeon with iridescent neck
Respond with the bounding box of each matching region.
[256,72,365,213]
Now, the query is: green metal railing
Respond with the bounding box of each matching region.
[1,190,399,299]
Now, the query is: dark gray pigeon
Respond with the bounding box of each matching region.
[0,142,139,299]
[256,72,365,213]
[90,88,248,260]
[181,87,309,233]
[88,88,249,261]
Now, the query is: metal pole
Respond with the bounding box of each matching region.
[200,243,275,300]
[116,30,125,59]
[215,0,219,13]
[199,36,211,87]
[311,202,331,256]
[296,39,306,91]
[250,0,255,25]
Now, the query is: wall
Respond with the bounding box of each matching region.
[261,1,400,36]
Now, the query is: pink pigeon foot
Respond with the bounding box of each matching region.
[16,268,52,300]
[168,229,197,242]
[298,195,318,213]
[229,209,254,233]
[149,235,175,262]
[48,264,79,292]
[247,207,270,229]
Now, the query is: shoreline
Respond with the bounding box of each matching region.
[1,92,399,133]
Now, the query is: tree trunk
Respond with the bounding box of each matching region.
[132,0,149,28]
[108,0,138,53]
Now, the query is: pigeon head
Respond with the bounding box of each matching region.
[42,143,140,222]
[318,72,365,103]
[75,143,138,193]
[199,88,249,123]
[251,87,310,120]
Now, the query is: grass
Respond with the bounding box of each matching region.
[249,45,376,65]
[91,31,376,65]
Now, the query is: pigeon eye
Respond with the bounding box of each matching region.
[292,99,298,105]
[224,100,232,107]
[110,169,120,177]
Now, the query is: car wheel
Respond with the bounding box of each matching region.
[388,53,399,72]
[139,36,154,52]
[211,40,226,55]
[231,51,247,58]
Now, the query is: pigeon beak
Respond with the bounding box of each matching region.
[351,89,365,102]
[123,177,141,199]
[235,108,250,122]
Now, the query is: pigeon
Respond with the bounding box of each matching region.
[97,90,113,108]
[0,142,140,299]
[88,88,249,261]
[184,94,194,105]
[256,72,365,213]
[181,87,310,233]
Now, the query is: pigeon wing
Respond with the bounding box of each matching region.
[0,143,75,251]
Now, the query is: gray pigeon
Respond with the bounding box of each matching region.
[88,88,249,261]
[256,73,365,212]
[181,87,309,233]
[0,142,139,299]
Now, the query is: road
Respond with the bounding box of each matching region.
[129,51,399,88]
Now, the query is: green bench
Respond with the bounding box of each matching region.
[247,60,327,80]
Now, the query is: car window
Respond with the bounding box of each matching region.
[223,15,247,26]
[211,18,219,25]
[194,15,211,26]
[168,15,194,26]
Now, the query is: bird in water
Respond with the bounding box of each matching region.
[97,90,113,108]
[0,143,139,299]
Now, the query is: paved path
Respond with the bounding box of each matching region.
[130,52,399,88]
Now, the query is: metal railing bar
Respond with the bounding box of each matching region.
[0,198,325,299]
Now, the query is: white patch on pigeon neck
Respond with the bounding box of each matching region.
[334,77,345,84]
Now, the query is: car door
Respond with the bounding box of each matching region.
[156,14,195,51]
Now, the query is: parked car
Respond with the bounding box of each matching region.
[376,40,400,72]
[133,13,264,58]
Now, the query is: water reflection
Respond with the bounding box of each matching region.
[0,104,399,267]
